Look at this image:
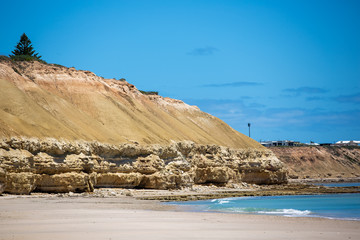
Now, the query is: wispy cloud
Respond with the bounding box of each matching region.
[188,46,219,56]
[202,81,262,88]
[334,92,360,104]
[282,87,328,96]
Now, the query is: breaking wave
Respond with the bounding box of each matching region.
[208,207,311,217]
[257,208,311,217]
[166,193,360,220]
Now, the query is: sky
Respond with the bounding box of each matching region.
[1,0,359,143]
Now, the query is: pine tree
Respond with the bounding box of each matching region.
[10,33,41,59]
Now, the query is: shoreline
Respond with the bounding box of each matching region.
[1,191,359,240]
[289,177,360,183]
[129,183,360,201]
[1,181,359,202]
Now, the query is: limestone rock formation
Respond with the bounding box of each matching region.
[0,137,287,194]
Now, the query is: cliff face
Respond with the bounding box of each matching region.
[0,137,287,194]
[271,146,360,180]
[0,58,260,149]
[0,58,288,194]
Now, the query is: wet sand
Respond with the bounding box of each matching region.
[0,194,359,240]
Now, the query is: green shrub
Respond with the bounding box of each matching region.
[0,55,10,61]
[10,55,47,64]
[51,63,66,68]
[140,90,159,95]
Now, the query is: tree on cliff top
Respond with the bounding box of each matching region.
[10,33,42,61]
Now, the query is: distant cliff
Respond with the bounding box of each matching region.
[271,146,360,180]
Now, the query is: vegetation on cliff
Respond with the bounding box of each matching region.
[9,33,45,63]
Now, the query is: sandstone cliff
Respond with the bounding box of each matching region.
[0,137,287,194]
[271,146,360,180]
[0,57,288,194]
[0,57,260,149]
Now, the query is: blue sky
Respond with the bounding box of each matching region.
[1,0,359,143]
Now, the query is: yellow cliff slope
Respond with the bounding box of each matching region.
[0,58,261,149]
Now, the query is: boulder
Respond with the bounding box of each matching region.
[5,172,39,194]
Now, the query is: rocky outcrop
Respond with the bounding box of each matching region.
[271,146,360,180]
[0,137,287,194]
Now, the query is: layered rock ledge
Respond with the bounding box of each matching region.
[0,137,287,194]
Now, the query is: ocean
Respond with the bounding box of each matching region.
[166,193,360,221]
[312,182,360,187]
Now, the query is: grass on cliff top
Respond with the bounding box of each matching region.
[139,90,159,95]
[0,55,11,62]
[7,55,47,64]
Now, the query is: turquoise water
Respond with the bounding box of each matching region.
[313,182,360,187]
[166,193,360,220]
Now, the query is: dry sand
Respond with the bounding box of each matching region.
[0,194,359,240]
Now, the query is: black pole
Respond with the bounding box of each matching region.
[248,123,251,138]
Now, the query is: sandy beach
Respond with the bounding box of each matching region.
[0,192,359,240]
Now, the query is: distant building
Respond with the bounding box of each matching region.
[305,142,319,146]
[260,140,360,147]
[260,140,298,147]
[333,140,360,146]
